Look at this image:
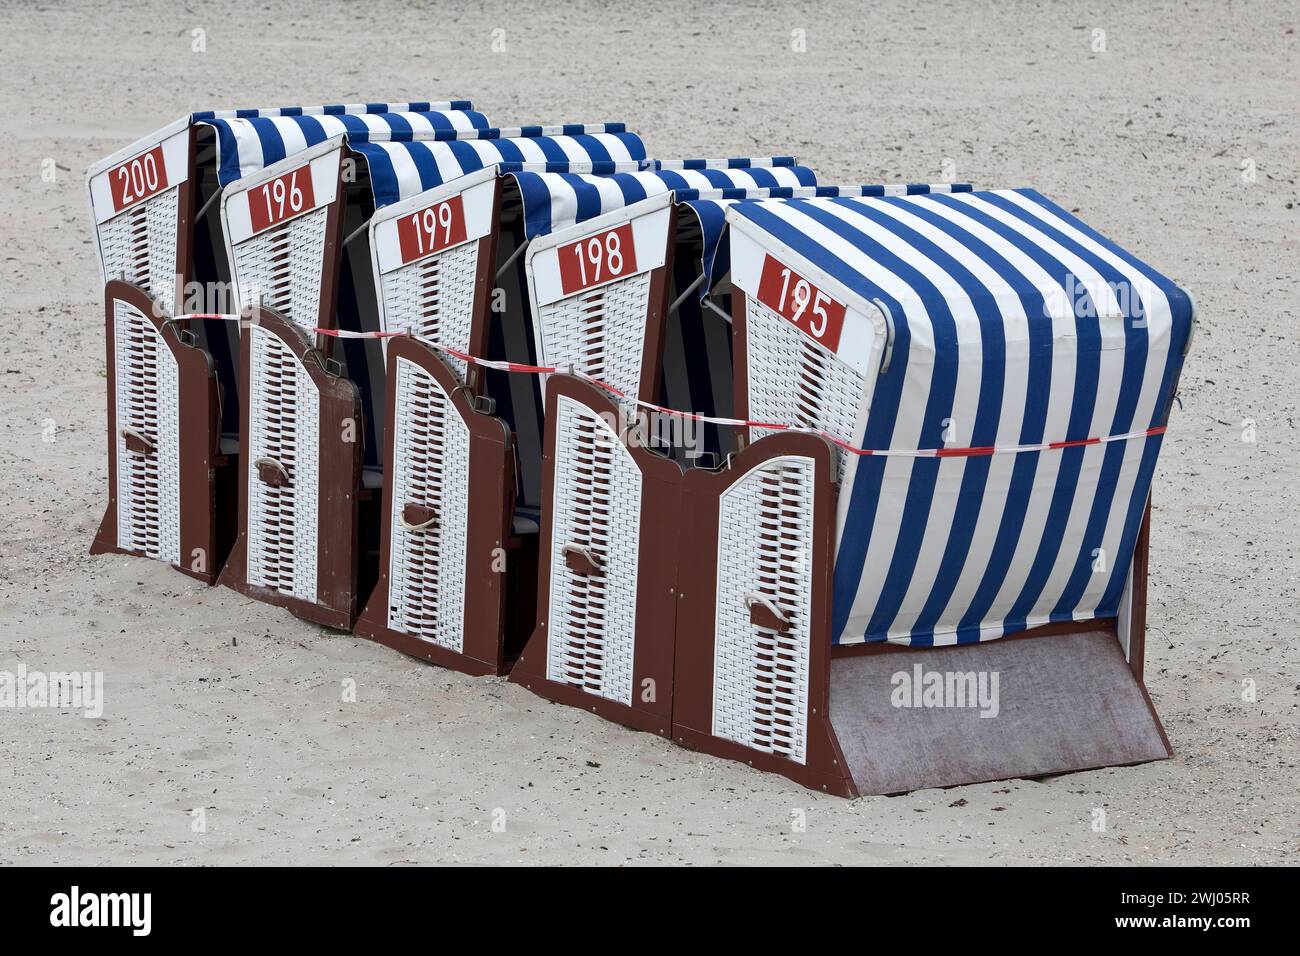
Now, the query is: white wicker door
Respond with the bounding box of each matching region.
[385,357,473,652]
[543,395,644,705]
[710,454,818,764]
[245,324,320,601]
[112,298,181,564]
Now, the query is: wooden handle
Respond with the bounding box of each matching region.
[121,427,155,456]
[400,502,438,532]
[746,592,791,634]
[562,543,603,576]
[254,456,290,488]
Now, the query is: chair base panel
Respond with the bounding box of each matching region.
[216,536,357,632]
[353,616,502,677]
[90,508,219,586]
[509,624,672,738]
[672,722,858,798]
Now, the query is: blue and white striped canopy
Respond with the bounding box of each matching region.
[189,100,473,125]
[509,164,819,239]
[355,125,648,207]
[683,183,973,298]
[86,101,483,185]
[196,103,489,185]
[728,189,1194,647]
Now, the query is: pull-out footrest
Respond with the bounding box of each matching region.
[829,629,1171,795]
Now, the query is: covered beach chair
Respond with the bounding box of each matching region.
[87,102,483,583]
[214,125,646,629]
[669,189,1194,794]
[507,182,964,734]
[355,162,817,676]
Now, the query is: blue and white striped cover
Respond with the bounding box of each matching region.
[466,182,970,299]
[728,189,1193,647]
[355,126,648,208]
[493,157,803,176]
[189,100,473,122]
[508,166,819,239]
[195,103,489,185]
[682,183,973,297]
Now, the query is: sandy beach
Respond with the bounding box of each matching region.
[1,0,1296,865]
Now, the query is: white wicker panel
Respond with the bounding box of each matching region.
[711,455,816,764]
[98,187,180,308]
[386,358,472,652]
[112,300,181,564]
[539,272,651,398]
[232,207,329,328]
[380,240,480,378]
[545,396,643,705]
[246,326,320,601]
[745,295,866,484]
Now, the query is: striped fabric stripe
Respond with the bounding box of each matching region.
[356,130,649,208]
[651,157,797,170]
[492,157,815,177]
[509,168,819,238]
[85,101,478,182]
[727,190,1193,647]
[344,122,626,143]
[200,107,491,185]
[190,101,473,121]
[680,184,972,297]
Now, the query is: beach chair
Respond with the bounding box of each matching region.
[88,102,483,582]
[355,162,817,676]
[669,190,1194,794]
[215,126,647,628]
[506,182,956,732]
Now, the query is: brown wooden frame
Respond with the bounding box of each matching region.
[729,291,752,451]
[216,307,362,629]
[91,280,227,585]
[353,336,516,675]
[671,431,857,796]
[312,151,349,353]
[508,374,684,737]
[639,202,679,403]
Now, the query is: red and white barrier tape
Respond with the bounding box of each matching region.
[312,327,1170,459]
[173,317,1168,459]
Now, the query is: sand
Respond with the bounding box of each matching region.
[1,0,1296,865]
